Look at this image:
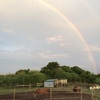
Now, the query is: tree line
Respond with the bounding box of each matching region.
[0,62,99,87]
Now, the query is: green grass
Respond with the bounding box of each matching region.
[0,87,35,94]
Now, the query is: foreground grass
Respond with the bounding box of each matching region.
[0,87,35,94]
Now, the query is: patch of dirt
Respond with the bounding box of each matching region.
[0,91,93,100]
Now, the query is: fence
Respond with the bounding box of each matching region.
[50,91,83,100]
[0,89,98,100]
[17,84,32,89]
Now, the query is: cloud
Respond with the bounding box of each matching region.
[90,45,100,52]
[46,35,73,48]
[59,43,71,47]
[38,51,69,59]
[47,35,63,43]
[1,28,14,34]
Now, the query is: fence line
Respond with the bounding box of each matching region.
[16,84,31,88]
[12,89,84,100]
[0,88,98,100]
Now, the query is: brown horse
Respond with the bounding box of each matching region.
[33,88,50,100]
[73,86,81,92]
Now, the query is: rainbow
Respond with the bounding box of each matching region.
[38,0,97,73]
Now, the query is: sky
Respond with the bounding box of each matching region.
[0,0,100,74]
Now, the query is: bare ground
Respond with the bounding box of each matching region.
[0,91,93,100]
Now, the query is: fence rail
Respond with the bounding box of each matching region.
[0,89,99,100]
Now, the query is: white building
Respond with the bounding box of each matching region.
[44,79,67,87]
[44,79,58,87]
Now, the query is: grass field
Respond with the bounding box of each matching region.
[0,87,34,94]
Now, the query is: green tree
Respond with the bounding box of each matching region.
[31,72,47,85]
[46,62,60,70]
[86,73,96,83]
[81,71,96,83]
[15,69,30,75]
[54,69,71,80]
[61,66,72,73]
[70,73,80,82]
[40,62,60,78]
[71,66,84,75]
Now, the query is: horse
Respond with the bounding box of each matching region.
[73,86,81,92]
[33,88,50,100]
[90,84,100,90]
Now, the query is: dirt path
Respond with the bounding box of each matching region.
[0,91,93,100]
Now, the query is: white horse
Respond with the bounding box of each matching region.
[90,84,100,90]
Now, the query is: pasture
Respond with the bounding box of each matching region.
[0,86,100,100]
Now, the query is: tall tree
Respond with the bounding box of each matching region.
[71,66,84,75]
[61,66,72,73]
[40,62,60,78]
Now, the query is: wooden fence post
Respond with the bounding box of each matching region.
[92,90,94,99]
[29,83,31,91]
[13,89,15,100]
[50,88,52,100]
[80,92,82,100]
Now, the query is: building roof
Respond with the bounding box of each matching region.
[45,79,58,82]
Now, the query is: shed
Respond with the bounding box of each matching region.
[44,79,58,87]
